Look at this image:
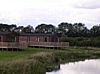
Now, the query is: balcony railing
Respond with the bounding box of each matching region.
[0,42,69,49]
[0,42,28,49]
[29,42,69,48]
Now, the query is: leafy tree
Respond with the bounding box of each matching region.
[9,24,17,32]
[90,25,100,37]
[71,23,86,36]
[58,22,73,34]
[0,23,9,32]
[35,24,46,33]
[35,24,56,33]
[58,22,87,37]
[22,25,34,33]
[14,26,24,33]
[0,23,17,32]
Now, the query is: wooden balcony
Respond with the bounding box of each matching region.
[0,42,69,49]
[28,42,69,48]
[0,42,28,49]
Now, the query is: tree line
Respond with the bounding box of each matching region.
[0,22,100,37]
[0,22,100,47]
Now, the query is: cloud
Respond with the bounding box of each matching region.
[70,8,100,27]
[75,0,100,9]
[0,0,99,29]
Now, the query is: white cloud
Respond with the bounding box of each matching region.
[75,0,100,9]
[0,0,99,28]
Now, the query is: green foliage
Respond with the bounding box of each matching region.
[35,24,56,33]
[61,36,100,47]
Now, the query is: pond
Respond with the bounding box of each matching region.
[46,59,100,74]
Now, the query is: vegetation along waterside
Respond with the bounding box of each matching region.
[0,47,100,74]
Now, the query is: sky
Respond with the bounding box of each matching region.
[0,0,100,28]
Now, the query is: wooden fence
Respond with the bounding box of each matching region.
[0,42,69,49]
[0,42,28,49]
[28,42,69,48]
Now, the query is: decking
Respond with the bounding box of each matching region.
[0,42,27,49]
[29,42,69,48]
[0,42,69,49]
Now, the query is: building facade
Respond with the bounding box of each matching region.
[0,32,69,49]
[0,32,61,43]
[17,33,60,43]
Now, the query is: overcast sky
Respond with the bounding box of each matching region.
[0,0,100,28]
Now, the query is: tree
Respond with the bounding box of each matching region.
[58,22,73,35]
[90,25,100,37]
[35,24,56,33]
[73,23,85,32]
[9,24,17,32]
[0,23,17,32]
[81,27,90,37]
[72,23,86,36]
[14,26,24,33]
[22,25,34,33]
[0,23,10,32]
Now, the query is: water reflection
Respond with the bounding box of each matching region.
[46,59,100,74]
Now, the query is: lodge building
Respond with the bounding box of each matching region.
[0,32,69,49]
[17,33,60,43]
[0,32,60,42]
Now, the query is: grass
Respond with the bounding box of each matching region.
[0,47,99,61]
[0,48,50,60]
[0,47,100,74]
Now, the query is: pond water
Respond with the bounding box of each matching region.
[46,59,100,74]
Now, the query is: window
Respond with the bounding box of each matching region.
[44,37,47,42]
[0,36,1,41]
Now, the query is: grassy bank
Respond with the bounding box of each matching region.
[0,47,100,74]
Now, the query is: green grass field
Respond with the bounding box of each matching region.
[0,47,100,61]
[0,48,53,61]
[0,47,100,74]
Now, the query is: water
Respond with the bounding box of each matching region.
[46,59,100,74]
